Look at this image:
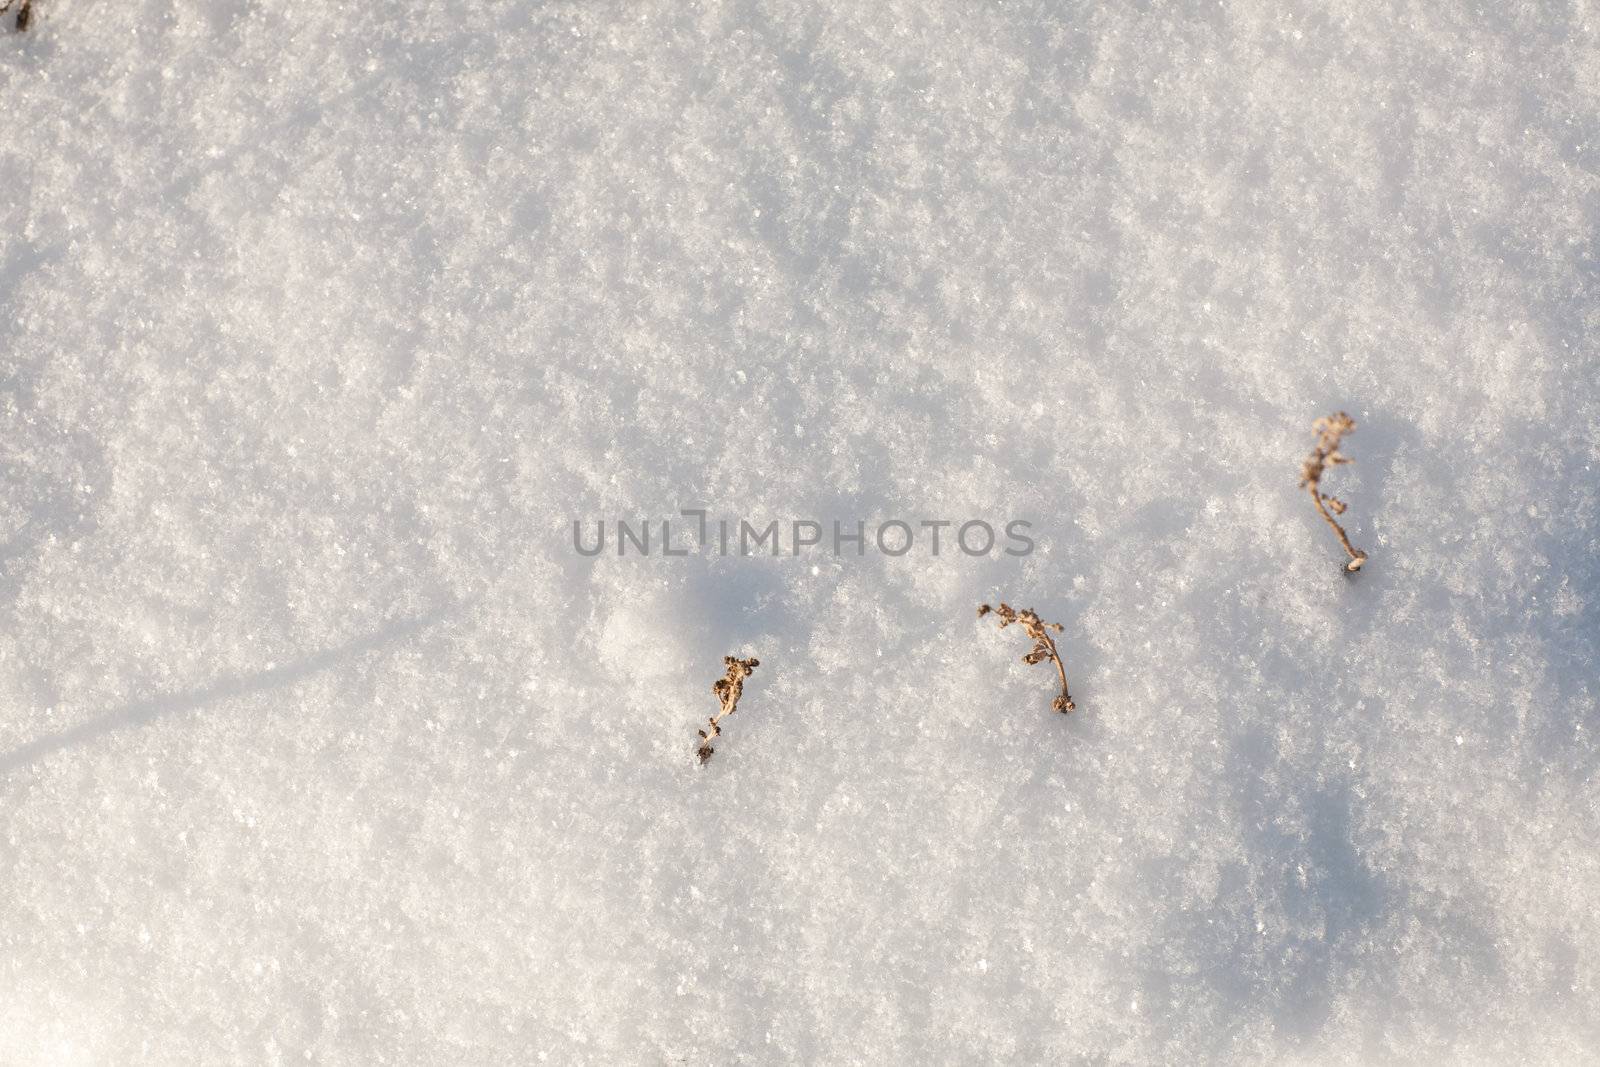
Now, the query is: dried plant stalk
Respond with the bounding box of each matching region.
[1300,412,1368,572]
[978,603,1075,713]
[697,655,759,763]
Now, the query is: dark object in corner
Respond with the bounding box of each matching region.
[2,0,33,32]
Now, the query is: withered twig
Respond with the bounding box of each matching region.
[1300,412,1368,572]
[697,655,759,763]
[978,603,1075,713]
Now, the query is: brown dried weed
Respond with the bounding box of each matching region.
[978,603,1075,713]
[697,655,759,764]
[1300,412,1368,573]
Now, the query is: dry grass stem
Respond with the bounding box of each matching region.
[697,655,759,764]
[1300,412,1368,573]
[978,603,1075,713]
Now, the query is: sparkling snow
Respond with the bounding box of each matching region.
[2,0,1597,1062]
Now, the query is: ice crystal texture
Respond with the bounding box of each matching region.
[1,1,1596,1062]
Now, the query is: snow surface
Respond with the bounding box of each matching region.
[2,0,1598,1063]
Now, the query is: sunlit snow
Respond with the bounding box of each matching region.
[2,1,1597,1062]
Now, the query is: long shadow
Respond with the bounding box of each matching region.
[0,604,454,774]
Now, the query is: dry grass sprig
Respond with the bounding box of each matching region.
[1300,412,1368,573]
[978,603,1075,713]
[697,655,759,764]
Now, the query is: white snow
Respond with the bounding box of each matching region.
[2,0,1598,1062]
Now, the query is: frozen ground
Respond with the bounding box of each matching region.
[2,0,1598,1063]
